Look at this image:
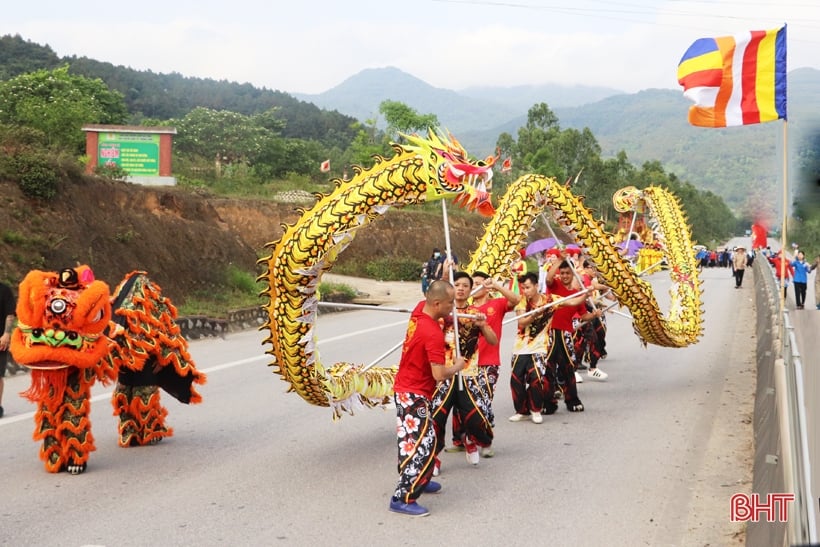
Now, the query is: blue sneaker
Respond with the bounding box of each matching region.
[424,481,442,494]
[389,498,430,517]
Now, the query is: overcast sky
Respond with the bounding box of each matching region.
[2,1,818,95]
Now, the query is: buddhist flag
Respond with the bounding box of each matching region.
[677,25,787,128]
[501,157,512,173]
[320,159,330,172]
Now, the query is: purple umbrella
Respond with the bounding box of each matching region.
[619,239,644,257]
[524,237,557,257]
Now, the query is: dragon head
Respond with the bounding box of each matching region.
[11,266,112,370]
[404,129,495,216]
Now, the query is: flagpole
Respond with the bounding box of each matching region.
[778,120,788,354]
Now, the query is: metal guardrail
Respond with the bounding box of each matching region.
[748,254,817,546]
[781,313,816,543]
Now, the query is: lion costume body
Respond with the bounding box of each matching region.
[10,266,205,474]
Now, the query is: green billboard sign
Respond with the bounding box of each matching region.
[98,133,160,176]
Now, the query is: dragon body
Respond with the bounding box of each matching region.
[260,130,494,418]
[10,266,205,473]
[262,134,703,418]
[467,175,702,347]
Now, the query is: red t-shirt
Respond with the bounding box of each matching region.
[393,301,447,399]
[547,278,585,332]
[769,257,794,279]
[476,297,510,366]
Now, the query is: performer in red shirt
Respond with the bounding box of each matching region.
[545,256,600,413]
[390,280,466,518]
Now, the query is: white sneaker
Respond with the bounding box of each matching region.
[508,413,529,422]
[574,371,584,383]
[432,459,440,477]
[465,442,480,465]
[480,446,494,458]
[530,411,543,424]
[588,368,608,381]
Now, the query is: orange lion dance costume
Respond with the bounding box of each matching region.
[10,265,206,474]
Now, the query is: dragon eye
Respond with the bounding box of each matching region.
[49,298,67,315]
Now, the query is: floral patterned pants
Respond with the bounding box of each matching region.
[393,391,437,503]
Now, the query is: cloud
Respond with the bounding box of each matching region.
[2,0,819,96]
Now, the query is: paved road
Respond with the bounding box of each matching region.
[1,264,756,546]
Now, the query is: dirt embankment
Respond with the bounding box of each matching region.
[0,176,507,304]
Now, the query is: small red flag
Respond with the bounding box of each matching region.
[320,159,330,173]
[501,157,512,173]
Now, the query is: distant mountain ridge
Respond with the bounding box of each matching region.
[293,66,624,133]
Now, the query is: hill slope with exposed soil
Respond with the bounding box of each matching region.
[0,176,509,304]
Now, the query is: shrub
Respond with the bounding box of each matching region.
[1,230,27,245]
[318,282,357,302]
[114,229,137,243]
[95,162,129,181]
[11,152,58,200]
[226,264,262,295]
[364,256,423,281]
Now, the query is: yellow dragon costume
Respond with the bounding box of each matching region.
[10,265,206,474]
[261,129,704,419]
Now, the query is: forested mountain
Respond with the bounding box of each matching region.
[558,73,820,214]
[293,66,624,133]
[294,66,515,131]
[0,34,60,79]
[292,67,612,132]
[0,34,361,149]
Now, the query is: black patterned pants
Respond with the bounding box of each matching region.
[509,353,549,414]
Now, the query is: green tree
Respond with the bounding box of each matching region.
[494,101,736,242]
[345,120,390,168]
[378,100,439,140]
[172,107,274,169]
[0,65,127,152]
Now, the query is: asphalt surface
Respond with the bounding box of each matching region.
[1,261,758,546]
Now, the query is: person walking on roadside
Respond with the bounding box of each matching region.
[0,280,16,419]
[732,247,747,288]
[791,250,811,309]
[389,280,466,518]
[421,248,444,295]
[769,251,794,300]
[813,254,820,310]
